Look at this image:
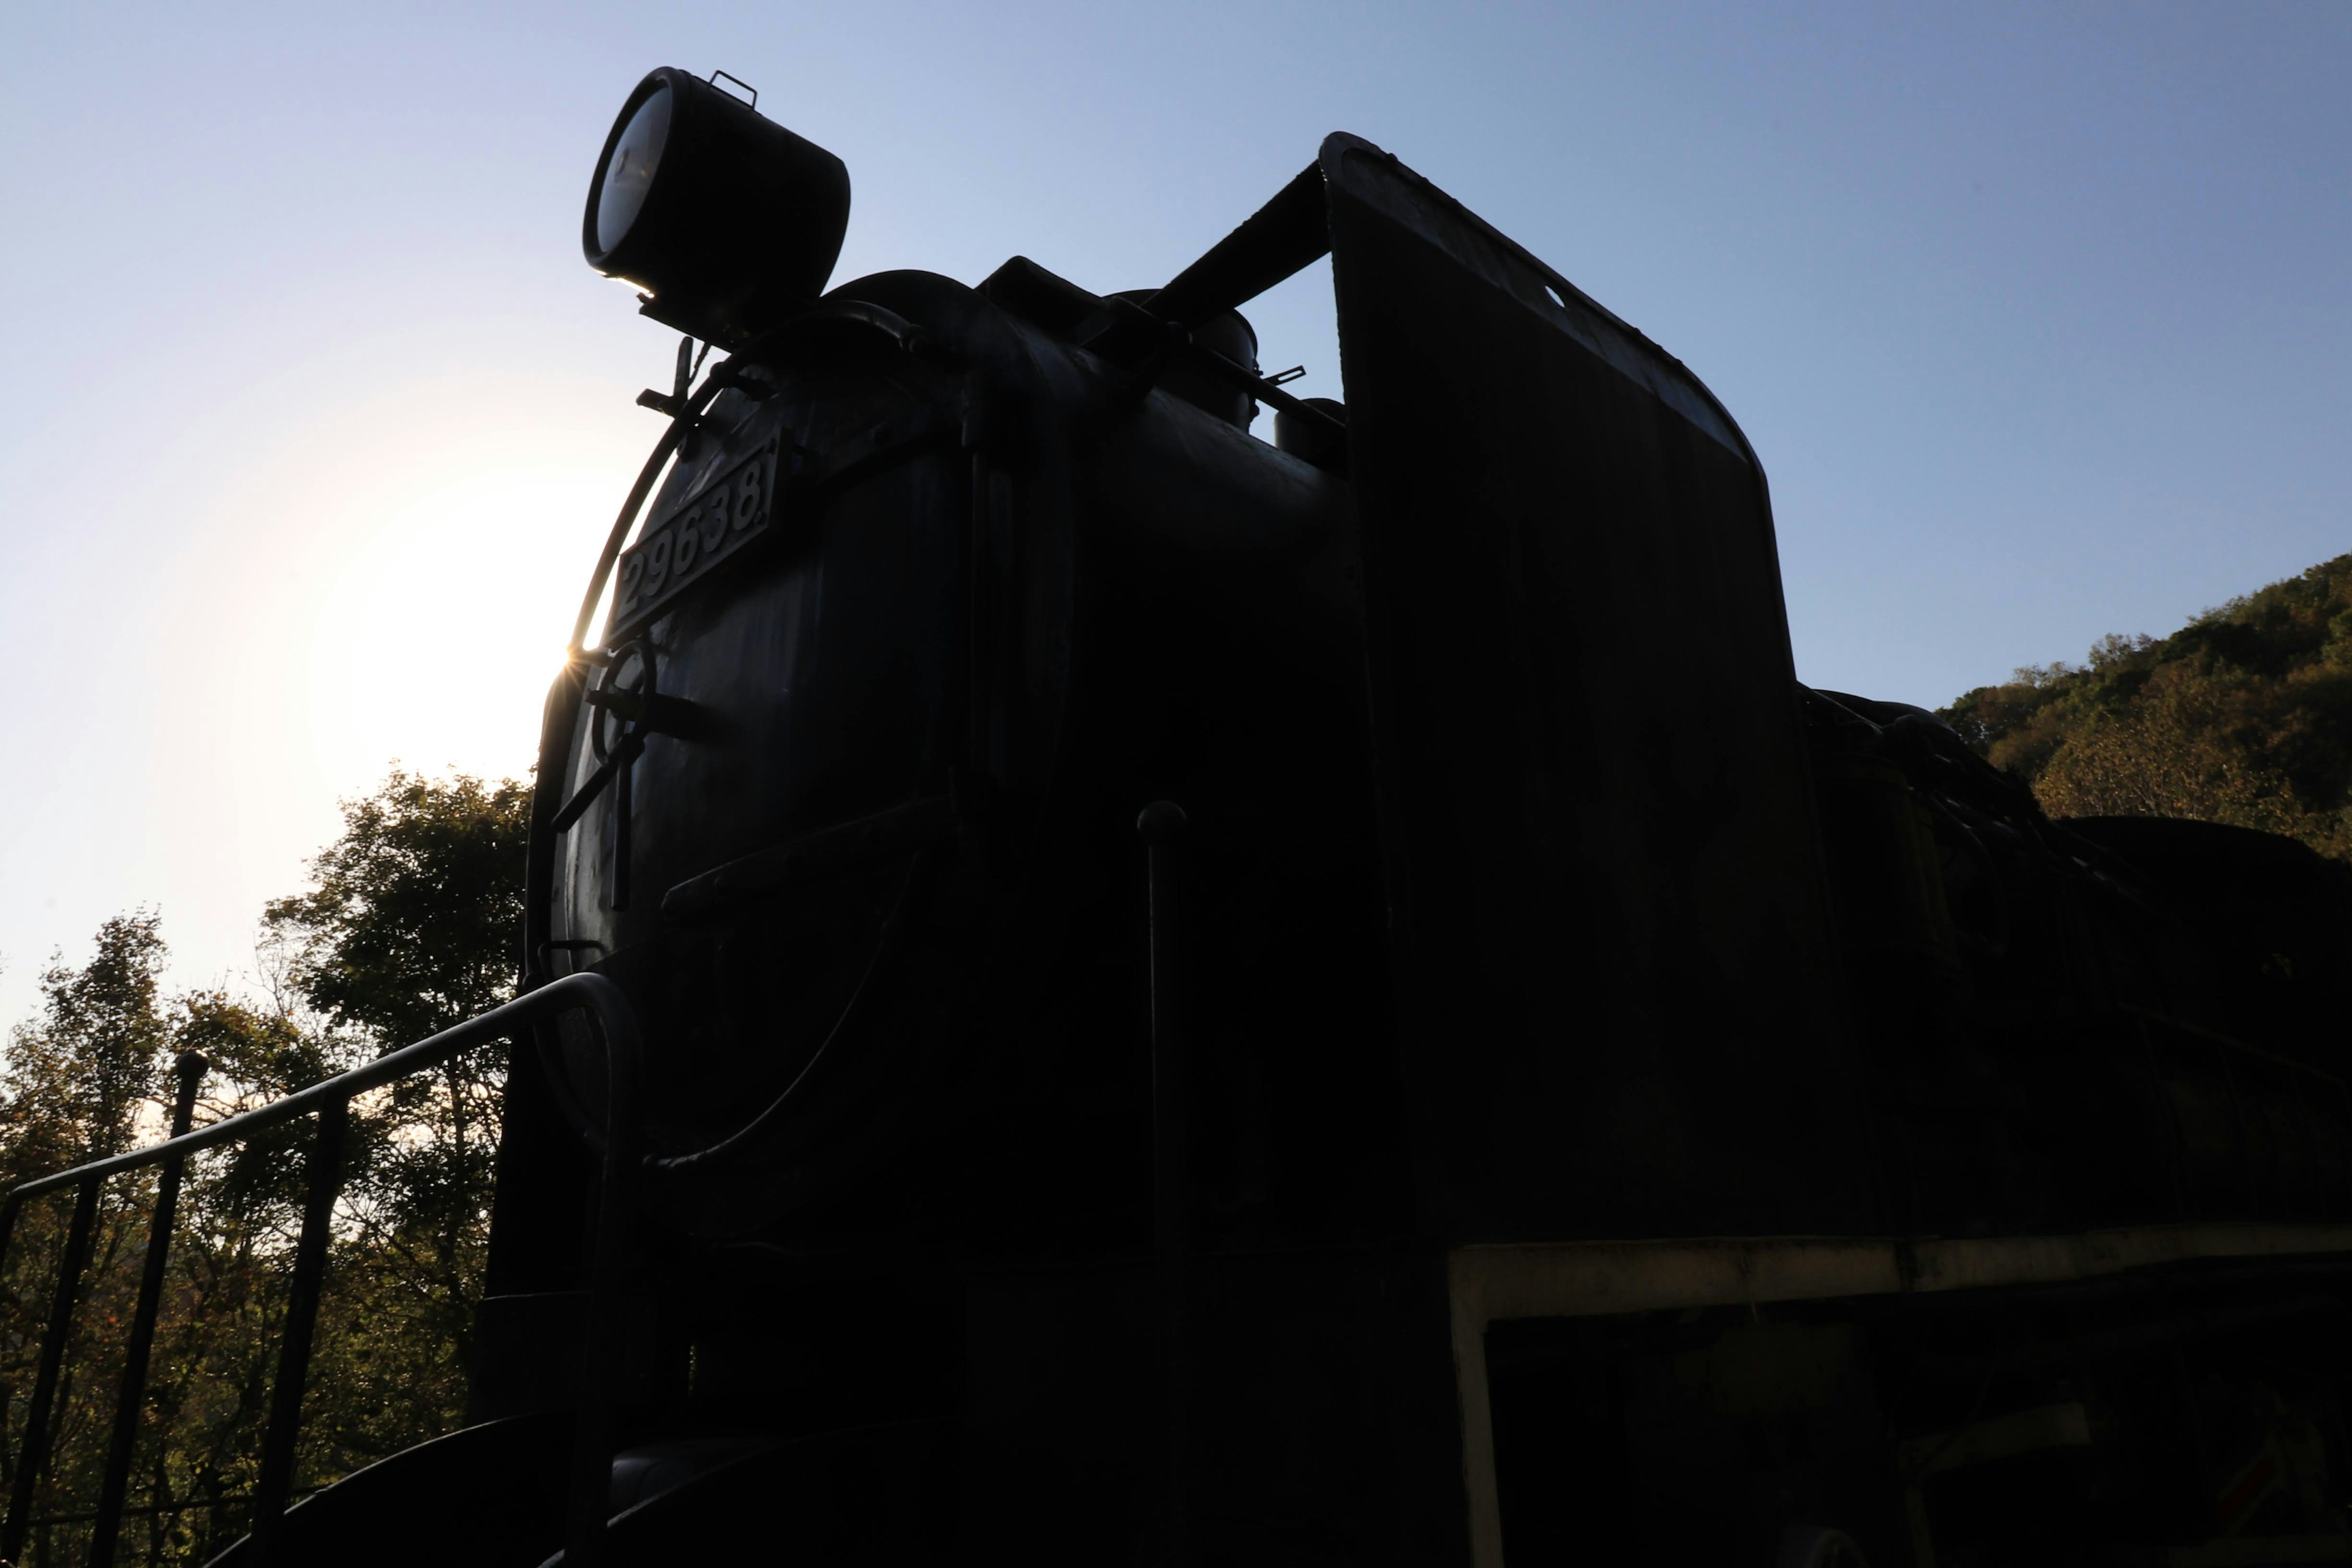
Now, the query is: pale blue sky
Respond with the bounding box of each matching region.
[3,1,2347,1025]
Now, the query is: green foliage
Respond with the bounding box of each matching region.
[2,914,171,1175]
[1940,554,2352,857]
[0,769,529,1564]
[262,770,530,1049]
[258,770,528,1408]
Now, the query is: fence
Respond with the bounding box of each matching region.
[0,973,641,1568]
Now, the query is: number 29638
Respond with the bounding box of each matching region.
[610,439,780,643]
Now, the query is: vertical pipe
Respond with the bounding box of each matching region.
[247,1100,347,1566]
[562,1012,643,1568]
[611,744,635,913]
[2285,1066,2324,1223]
[2135,1018,2192,1221]
[1137,800,1190,1564]
[4,1176,104,1563]
[2215,1044,2259,1210]
[2337,1079,2352,1215]
[89,1053,208,1568]
[967,448,990,775]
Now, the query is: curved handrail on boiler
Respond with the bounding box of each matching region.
[529,309,959,1184]
[0,973,645,1568]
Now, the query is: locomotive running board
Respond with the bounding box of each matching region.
[1446,1224,2352,1568]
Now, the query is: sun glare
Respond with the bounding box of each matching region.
[307,467,620,788]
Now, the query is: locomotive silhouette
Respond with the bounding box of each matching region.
[56,64,2352,1568]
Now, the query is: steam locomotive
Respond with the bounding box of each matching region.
[297,67,2352,1566]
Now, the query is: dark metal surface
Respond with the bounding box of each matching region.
[192,1413,573,1568]
[658,793,956,919]
[1137,801,1192,1562]
[1321,131,1866,1240]
[562,1022,642,1568]
[531,279,1005,1210]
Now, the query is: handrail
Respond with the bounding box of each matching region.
[4,976,632,1202]
[0,971,642,1568]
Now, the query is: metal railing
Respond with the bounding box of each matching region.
[0,973,642,1568]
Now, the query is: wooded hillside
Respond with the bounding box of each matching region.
[1939,554,2352,859]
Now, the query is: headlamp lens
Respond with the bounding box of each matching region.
[584,68,850,346]
[595,86,673,255]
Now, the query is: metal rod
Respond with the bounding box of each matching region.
[1184,339,1343,431]
[246,1100,349,1567]
[87,1053,208,1568]
[967,448,992,778]
[561,1001,644,1568]
[570,377,730,656]
[0,976,642,1565]
[2337,1078,2352,1215]
[549,747,626,834]
[2216,1043,2260,1210]
[2134,1017,2193,1221]
[4,975,636,1204]
[4,1175,104,1563]
[611,745,634,911]
[1138,799,1191,1565]
[2285,1064,2325,1223]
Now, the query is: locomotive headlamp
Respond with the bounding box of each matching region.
[583,67,851,350]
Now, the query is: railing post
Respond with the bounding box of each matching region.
[88,1052,207,1568]
[3,1174,104,1563]
[0,974,635,1568]
[246,1098,348,1567]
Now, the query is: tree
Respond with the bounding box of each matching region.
[261,769,529,1050]
[1940,553,2352,859]
[0,916,174,1563]
[255,769,531,1501]
[0,769,532,1564]
[2029,663,2303,836]
[1,914,171,1179]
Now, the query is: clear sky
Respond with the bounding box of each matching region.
[3,1,2346,1028]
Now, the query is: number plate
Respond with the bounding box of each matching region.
[607,437,783,644]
